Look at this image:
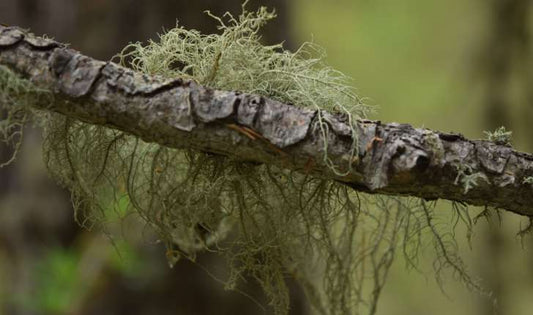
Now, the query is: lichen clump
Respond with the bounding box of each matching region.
[0,4,483,315]
[484,126,512,146]
[116,4,370,176]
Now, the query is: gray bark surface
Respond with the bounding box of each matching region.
[2,26,533,217]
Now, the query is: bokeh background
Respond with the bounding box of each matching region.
[0,0,532,314]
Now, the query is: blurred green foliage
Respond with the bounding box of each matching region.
[108,240,144,278]
[27,247,83,313]
[291,0,485,134]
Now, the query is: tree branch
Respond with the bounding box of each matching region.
[2,25,533,217]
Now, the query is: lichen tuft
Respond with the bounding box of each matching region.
[484,126,512,146]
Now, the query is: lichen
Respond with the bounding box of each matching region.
[0,4,487,315]
[454,165,489,194]
[0,66,32,166]
[115,2,371,176]
[422,130,445,166]
[522,176,533,185]
[484,126,512,146]
[0,64,54,168]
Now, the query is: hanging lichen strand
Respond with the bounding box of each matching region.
[0,4,486,315]
[0,65,48,167]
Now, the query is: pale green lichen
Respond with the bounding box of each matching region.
[454,165,489,194]
[0,65,50,167]
[422,130,445,166]
[0,65,31,167]
[115,2,371,176]
[522,176,533,185]
[484,126,512,146]
[0,4,487,315]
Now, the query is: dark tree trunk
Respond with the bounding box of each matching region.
[474,0,531,314]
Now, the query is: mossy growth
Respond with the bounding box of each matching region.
[0,4,488,315]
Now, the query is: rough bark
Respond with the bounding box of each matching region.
[1,26,533,217]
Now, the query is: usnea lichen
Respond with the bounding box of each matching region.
[115,3,371,176]
[0,65,49,167]
[0,4,487,315]
[484,126,512,146]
